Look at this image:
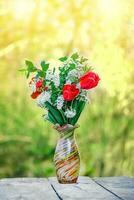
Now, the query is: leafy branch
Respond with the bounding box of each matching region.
[19,60,49,78]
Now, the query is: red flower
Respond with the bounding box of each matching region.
[36,80,43,88]
[31,91,41,99]
[44,86,48,91]
[80,71,100,90]
[63,84,79,101]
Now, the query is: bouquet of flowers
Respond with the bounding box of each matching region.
[22,53,100,127]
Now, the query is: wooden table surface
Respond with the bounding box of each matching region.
[0,176,133,200]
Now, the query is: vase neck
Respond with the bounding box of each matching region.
[59,130,74,139]
[53,124,79,139]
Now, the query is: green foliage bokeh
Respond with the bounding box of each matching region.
[0,0,134,178]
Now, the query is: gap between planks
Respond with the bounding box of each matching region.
[92,178,124,200]
[48,176,121,200]
[94,177,134,200]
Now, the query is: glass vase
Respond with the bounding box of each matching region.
[54,124,80,184]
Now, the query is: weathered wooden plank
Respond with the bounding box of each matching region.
[94,177,134,200]
[49,176,120,200]
[0,178,59,200]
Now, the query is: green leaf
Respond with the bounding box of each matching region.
[26,71,30,78]
[51,93,58,104]
[24,60,37,78]
[59,56,68,62]
[45,102,67,125]
[37,70,45,78]
[25,60,36,72]
[59,109,67,124]
[47,110,57,124]
[53,67,56,73]
[18,68,27,72]
[70,100,86,125]
[41,61,49,71]
[83,65,93,73]
[69,63,76,69]
[71,52,79,60]
[81,56,88,63]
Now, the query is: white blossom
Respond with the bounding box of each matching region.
[46,70,60,87]
[76,83,81,89]
[66,80,72,84]
[65,108,76,118]
[68,69,78,77]
[30,83,36,92]
[45,70,53,81]
[77,90,89,102]
[36,91,51,107]
[56,95,64,109]
[77,63,83,68]
[67,69,82,81]
[52,74,60,87]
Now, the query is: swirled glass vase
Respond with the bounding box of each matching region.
[54,124,80,184]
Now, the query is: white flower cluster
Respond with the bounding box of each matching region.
[65,59,84,83]
[56,95,64,109]
[37,91,51,107]
[45,70,60,87]
[67,69,80,78]
[77,90,89,102]
[65,108,76,118]
[77,62,83,69]
[66,69,81,83]
[52,74,60,87]
[45,70,53,81]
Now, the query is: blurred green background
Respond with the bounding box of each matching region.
[0,0,134,178]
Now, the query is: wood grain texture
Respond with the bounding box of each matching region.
[0,178,59,200]
[48,176,120,200]
[94,177,134,200]
[0,176,133,200]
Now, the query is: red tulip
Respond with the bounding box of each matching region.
[80,71,100,89]
[36,80,43,88]
[31,91,41,99]
[63,84,79,101]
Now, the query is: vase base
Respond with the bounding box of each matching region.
[57,177,78,184]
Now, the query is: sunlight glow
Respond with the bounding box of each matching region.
[12,0,35,20]
[98,0,121,20]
